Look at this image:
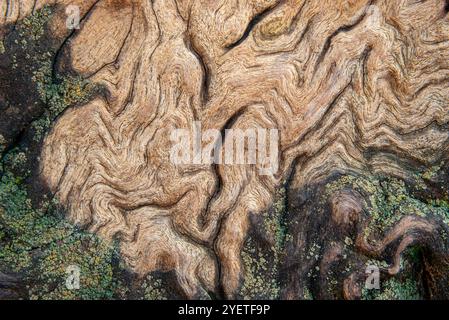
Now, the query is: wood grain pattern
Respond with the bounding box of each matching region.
[2,0,447,299]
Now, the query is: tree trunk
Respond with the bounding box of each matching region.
[0,0,448,300]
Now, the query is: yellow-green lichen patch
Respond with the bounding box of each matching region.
[19,6,53,41]
[6,150,28,170]
[421,162,443,181]
[325,174,449,240]
[31,67,97,142]
[302,287,313,300]
[0,165,124,299]
[240,236,281,300]
[5,6,98,143]
[363,277,421,300]
[239,188,289,300]
[28,235,120,300]
[0,134,6,153]
[263,187,290,248]
[0,6,114,300]
[306,242,321,261]
[362,248,423,300]
[142,274,168,300]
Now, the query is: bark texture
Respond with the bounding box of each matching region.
[0,0,448,300]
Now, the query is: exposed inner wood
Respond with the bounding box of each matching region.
[2,0,448,299]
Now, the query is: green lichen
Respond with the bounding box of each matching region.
[362,245,424,300]
[19,6,52,41]
[0,168,125,299]
[326,172,447,300]
[31,63,96,141]
[263,187,289,248]
[421,163,443,181]
[0,134,6,153]
[325,174,449,241]
[344,236,353,246]
[365,259,389,269]
[28,42,97,142]
[306,243,321,261]
[239,188,289,300]
[6,150,28,170]
[28,236,120,300]
[303,287,313,300]
[0,7,112,300]
[363,277,421,300]
[6,6,97,143]
[142,274,168,300]
[240,237,280,300]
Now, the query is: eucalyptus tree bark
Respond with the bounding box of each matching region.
[0,0,448,300]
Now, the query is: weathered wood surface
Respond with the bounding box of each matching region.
[0,0,448,299]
